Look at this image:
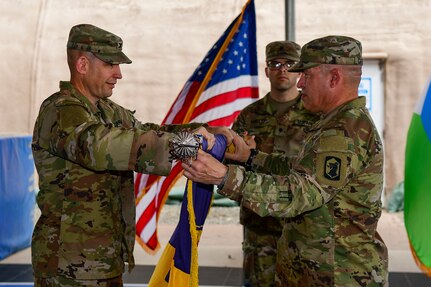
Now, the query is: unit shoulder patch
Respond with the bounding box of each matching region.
[324,156,341,180]
[316,151,347,188]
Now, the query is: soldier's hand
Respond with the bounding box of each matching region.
[182,149,228,185]
[193,127,215,150]
[242,131,256,149]
[206,126,234,146]
[224,132,252,163]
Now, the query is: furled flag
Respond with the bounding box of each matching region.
[135,0,258,253]
[148,135,227,287]
[404,77,431,276]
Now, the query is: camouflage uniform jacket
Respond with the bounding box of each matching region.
[231,93,317,232]
[31,81,201,280]
[219,97,388,286]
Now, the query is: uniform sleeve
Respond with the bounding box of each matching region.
[137,122,207,133]
[36,101,172,175]
[218,131,359,218]
[250,150,292,175]
[231,111,247,134]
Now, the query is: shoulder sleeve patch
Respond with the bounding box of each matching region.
[315,132,351,188]
[324,155,342,180]
[316,152,347,188]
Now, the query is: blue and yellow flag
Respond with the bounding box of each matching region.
[405,78,431,276]
[148,135,227,287]
[146,1,257,284]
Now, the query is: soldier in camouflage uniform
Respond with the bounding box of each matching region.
[183,35,389,286]
[231,41,317,287]
[31,24,230,287]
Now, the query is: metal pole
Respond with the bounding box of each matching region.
[285,0,295,41]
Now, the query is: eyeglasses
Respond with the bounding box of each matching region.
[267,61,295,70]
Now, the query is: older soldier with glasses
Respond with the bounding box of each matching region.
[229,40,317,287]
[183,35,388,287]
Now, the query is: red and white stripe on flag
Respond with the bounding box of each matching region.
[135,0,259,253]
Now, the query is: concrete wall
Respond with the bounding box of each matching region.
[1,0,430,195]
[296,0,431,195]
[0,0,285,132]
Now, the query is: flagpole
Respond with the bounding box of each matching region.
[285,0,295,41]
[182,0,252,123]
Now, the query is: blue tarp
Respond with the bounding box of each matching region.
[0,135,36,260]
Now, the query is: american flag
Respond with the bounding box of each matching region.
[135,0,259,253]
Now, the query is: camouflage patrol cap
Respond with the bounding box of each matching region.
[289,35,362,72]
[67,24,132,64]
[266,41,301,62]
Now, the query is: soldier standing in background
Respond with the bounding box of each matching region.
[31,24,231,286]
[231,41,316,287]
[182,35,389,286]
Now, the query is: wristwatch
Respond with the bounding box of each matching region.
[244,148,258,171]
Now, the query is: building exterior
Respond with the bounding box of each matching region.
[1,0,430,197]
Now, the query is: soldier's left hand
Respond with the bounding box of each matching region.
[182,149,228,185]
[206,126,234,146]
[225,132,251,163]
[242,131,256,149]
[193,127,216,150]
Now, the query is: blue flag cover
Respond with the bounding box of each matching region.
[405,78,431,275]
[148,135,227,286]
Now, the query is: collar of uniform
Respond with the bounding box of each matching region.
[328,96,366,117]
[243,93,274,116]
[262,92,301,116]
[308,97,366,131]
[59,81,99,113]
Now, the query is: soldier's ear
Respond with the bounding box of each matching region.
[265,67,270,78]
[329,68,340,88]
[75,56,89,74]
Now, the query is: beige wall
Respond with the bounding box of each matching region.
[0,0,285,133]
[1,0,429,195]
[296,0,431,195]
